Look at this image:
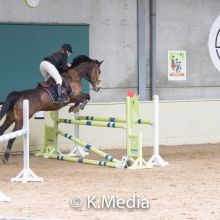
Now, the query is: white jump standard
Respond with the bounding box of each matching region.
[148,95,168,167]
[0,100,42,202]
[9,100,43,183]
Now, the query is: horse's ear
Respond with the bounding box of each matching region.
[98,60,104,67]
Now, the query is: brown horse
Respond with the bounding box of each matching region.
[0,55,103,164]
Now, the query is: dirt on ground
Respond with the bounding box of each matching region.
[0,144,220,220]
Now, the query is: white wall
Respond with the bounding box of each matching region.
[62,99,220,150]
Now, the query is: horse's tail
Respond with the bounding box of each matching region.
[0,91,19,121]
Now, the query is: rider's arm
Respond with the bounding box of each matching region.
[60,54,69,72]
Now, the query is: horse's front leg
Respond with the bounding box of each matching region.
[69,93,90,113]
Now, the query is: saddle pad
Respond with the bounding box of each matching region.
[44,83,73,103]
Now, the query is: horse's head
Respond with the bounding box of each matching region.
[70,55,103,92]
[87,60,103,92]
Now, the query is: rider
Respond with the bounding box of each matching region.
[40,43,72,103]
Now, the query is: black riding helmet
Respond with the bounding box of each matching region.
[61,43,72,53]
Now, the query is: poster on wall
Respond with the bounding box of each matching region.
[168,51,186,81]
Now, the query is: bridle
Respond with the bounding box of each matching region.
[83,67,101,88]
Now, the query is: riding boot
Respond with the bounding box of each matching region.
[55,84,63,103]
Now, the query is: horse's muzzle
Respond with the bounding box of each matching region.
[93,81,101,92]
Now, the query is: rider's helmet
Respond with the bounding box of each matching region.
[61,43,72,53]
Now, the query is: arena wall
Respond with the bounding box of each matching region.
[1,1,220,153]
[1,0,220,102]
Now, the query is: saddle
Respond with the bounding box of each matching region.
[38,77,73,103]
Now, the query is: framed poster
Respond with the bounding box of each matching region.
[168,51,186,81]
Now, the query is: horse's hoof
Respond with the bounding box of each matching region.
[2,157,8,165]
[79,100,89,110]
[72,106,80,113]
[79,103,85,110]
[69,105,80,113]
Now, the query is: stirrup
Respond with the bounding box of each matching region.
[55,96,64,104]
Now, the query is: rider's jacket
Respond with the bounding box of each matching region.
[44,52,68,73]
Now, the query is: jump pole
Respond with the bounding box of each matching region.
[54,93,151,169]
[74,94,168,168]
[76,116,152,126]
[56,129,120,165]
[39,93,168,169]
[41,111,121,168]
[11,100,43,183]
[148,95,168,167]
[50,155,118,168]
[57,118,126,129]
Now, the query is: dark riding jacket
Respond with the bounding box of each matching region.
[44,52,68,73]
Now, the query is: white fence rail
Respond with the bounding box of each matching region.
[0,100,43,202]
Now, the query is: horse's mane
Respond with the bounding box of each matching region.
[71,55,92,68]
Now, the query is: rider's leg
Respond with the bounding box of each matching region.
[40,61,50,81]
[55,84,63,103]
[40,61,63,103]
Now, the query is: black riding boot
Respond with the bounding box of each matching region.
[55,84,63,103]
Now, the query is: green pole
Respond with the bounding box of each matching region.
[58,130,120,164]
[76,116,126,123]
[57,118,126,129]
[49,155,118,168]
[76,116,152,125]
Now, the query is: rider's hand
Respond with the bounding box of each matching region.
[67,63,72,67]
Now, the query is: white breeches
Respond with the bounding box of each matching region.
[40,60,62,85]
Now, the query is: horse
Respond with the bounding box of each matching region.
[0,55,103,164]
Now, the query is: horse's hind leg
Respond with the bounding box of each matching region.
[2,120,22,164]
[0,111,15,136]
[0,111,15,164]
